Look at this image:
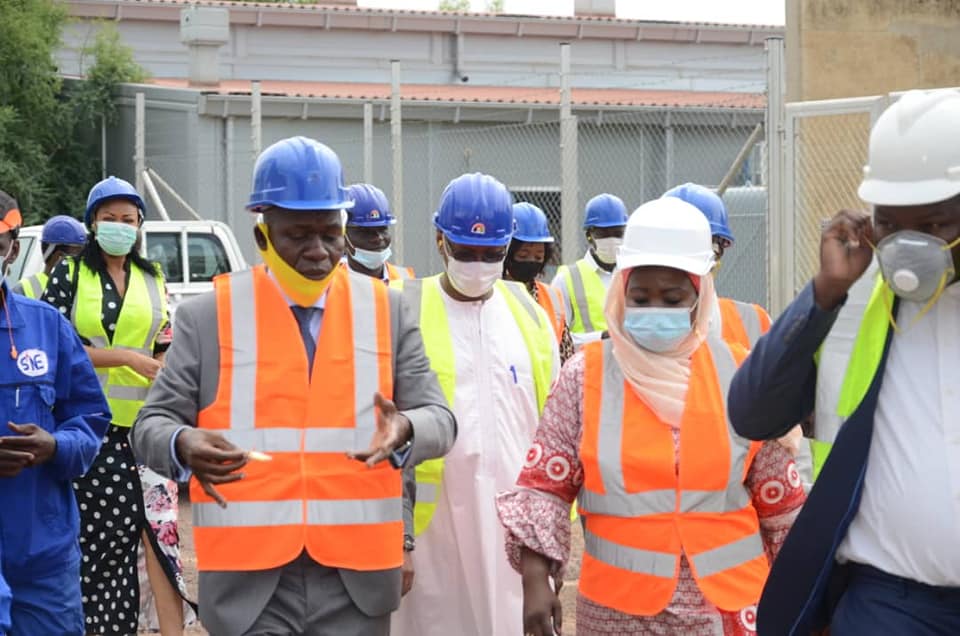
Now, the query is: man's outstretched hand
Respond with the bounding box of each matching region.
[348,393,412,467]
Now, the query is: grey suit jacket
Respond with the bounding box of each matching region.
[131,272,456,636]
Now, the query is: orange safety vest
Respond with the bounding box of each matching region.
[578,338,767,616]
[717,297,771,350]
[385,263,415,281]
[191,265,401,573]
[535,280,565,344]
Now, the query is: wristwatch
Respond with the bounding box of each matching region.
[403,534,415,552]
[388,437,414,469]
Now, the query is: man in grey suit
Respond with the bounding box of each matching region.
[131,136,456,636]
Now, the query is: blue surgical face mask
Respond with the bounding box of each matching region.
[95,221,138,256]
[351,245,392,271]
[622,306,693,353]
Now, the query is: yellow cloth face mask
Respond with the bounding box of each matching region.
[257,222,337,307]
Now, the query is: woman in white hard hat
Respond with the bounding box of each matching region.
[497,197,805,635]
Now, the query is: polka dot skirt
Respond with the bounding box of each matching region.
[74,425,144,635]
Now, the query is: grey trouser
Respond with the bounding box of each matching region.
[242,555,390,636]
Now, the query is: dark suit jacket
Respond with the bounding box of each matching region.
[727,281,897,635]
[131,272,456,636]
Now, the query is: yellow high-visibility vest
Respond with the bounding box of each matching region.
[16,272,48,299]
[812,274,891,479]
[555,259,608,334]
[69,258,168,427]
[391,275,555,535]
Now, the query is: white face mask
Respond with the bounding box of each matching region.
[445,249,504,299]
[592,236,622,265]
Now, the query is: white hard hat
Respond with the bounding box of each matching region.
[859,89,960,206]
[617,197,715,276]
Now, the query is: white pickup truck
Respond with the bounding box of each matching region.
[11,220,249,319]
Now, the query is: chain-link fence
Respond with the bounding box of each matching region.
[577,108,766,304]
[774,95,893,309]
[784,109,874,296]
[116,82,770,305]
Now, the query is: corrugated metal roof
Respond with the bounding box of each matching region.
[75,0,783,30]
[148,78,765,109]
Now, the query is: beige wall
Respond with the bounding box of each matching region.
[787,0,960,101]
[784,0,960,289]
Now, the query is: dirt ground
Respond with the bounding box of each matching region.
[155,501,584,635]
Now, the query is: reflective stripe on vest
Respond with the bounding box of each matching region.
[194,498,402,527]
[718,297,770,350]
[812,268,889,479]
[579,339,756,516]
[386,263,415,280]
[578,338,766,616]
[192,266,401,572]
[535,280,565,343]
[560,259,607,334]
[392,275,555,536]
[69,258,167,427]
[585,527,765,581]
[18,272,48,299]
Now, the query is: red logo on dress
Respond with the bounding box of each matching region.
[470,222,486,235]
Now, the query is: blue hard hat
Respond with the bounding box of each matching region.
[247,136,354,212]
[42,215,87,246]
[345,183,395,227]
[434,173,514,247]
[583,193,628,229]
[663,183,734,245]
[85,176,145,227]
[511,202,554,243]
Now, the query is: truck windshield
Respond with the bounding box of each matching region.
[10,236,35,282]
[147,232,230,283]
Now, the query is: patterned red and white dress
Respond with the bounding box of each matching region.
[496,352,806,635]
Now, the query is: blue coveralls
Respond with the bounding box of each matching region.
[0,543,9,636]
[0,285,110,636]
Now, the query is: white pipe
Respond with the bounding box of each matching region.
[141,170,170,221]
[148,168,202,221]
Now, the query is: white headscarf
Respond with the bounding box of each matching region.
[603,267,718,427]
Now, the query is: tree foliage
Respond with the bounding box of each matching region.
[0,2,146,224]
[439,0,472,11]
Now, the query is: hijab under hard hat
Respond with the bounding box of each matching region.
[603,197,717,427]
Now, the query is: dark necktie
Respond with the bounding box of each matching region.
[291,306,317,371]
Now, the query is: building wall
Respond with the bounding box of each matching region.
[60,16,769,92]
[787,0,960,102]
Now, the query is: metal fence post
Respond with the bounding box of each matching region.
[391,61,404,263]
[251,81,262,161]
[135,92,145,194]
[101,114,108,180]
[664,111,675,190]
[765,37,786,315]
[560,43,579,263]
[363,102,374,184]
[225,116,235,217]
